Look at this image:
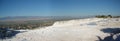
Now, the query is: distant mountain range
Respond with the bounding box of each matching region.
[0,16,94,21]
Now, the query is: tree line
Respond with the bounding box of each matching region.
[95,15,120,18]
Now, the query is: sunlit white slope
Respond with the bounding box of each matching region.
[2,18,120,41]
[53,18,103,26]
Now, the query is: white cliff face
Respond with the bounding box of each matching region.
[2,18,120,41]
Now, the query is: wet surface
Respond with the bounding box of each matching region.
[97,28,120,41]
[0,28,25,39]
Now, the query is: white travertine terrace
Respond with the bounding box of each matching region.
[2,18,120,41]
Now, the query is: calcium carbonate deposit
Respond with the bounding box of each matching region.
[1,18,120,41]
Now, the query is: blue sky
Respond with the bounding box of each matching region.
[0,0,120,17]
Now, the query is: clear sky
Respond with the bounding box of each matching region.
[0,0,120,17]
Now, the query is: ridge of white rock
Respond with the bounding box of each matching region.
[53,18,103,26]
[2,18,120,41]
